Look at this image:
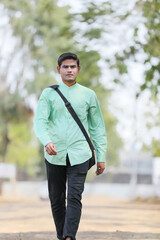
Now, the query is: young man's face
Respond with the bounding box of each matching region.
[57,59,80,82]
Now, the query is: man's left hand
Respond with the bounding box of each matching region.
[96,162,105,175]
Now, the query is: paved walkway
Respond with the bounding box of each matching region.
[0,195,160,240]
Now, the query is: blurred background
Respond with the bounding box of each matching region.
[0,0,160,200]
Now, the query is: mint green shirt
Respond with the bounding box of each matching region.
[34,81,107,166]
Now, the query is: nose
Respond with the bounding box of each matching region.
[67,67,72,72]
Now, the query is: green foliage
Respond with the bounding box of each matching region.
[7,123,40,177]
[143,139,160,157]
[112,0,160,96]
[0,90,32,163]
[1,0,76,97]
[0,120,40,177]
[0,91,32,123]
[79,2,112,24]
[83,28,102,40]
[110,54,128,75]
[77,50,101,87]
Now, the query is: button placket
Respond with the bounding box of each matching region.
[68,89,71,119]
[66,87,71,149]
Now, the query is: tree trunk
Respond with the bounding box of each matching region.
[0,123,10,195]
[2,123,10,162]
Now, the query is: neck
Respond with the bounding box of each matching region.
[62,80,76,87]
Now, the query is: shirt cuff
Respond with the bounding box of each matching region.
[96,151,106,163]
[39,135,52,147]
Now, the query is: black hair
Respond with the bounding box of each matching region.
[58,52,80,67]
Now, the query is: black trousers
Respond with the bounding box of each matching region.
[45,154,89,240]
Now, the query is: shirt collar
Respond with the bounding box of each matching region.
[59,81,77,89]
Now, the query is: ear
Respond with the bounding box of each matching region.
[78,66,80,72]
[57,66,60,74]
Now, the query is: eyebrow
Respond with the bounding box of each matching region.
[62,64,77,67]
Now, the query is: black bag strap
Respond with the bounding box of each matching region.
[49,85,95,153]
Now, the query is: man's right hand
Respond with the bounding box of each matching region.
[45,143,57,155]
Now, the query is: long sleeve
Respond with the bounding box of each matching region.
[34,91,52,146]
[88,92,107,163]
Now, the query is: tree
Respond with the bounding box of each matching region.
[0,91,33,162]
[110,0,160,96]
[6,122,39,177]
[109,0,160,153]
[142,97,160,156]
[143,139,160,157]
[0,0,77,96]
[0,90,33,194]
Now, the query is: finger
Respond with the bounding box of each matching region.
[49,148,57,155]
[47,149,52,155]
[47,145,56,154]
[49,144,57,153]
[48,150,57,155]
[96,168,101,175]
[45,143,56,150]
[50,145,57,153]
[46,147,56,155]
[49,149,57,155]
[45,145,51,152]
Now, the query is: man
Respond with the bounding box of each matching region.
[34,53,107,240]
